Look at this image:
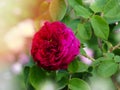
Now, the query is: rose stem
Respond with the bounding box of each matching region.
[109,42,120,52]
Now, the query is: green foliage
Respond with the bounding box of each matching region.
[68,59,88,73]
[55,71,68,89]
[56,70,69,82]
[77,23,92,40]
[80,48,87,56]
[90,0,108,12]
[114,55,120,63]
[68,0,82,7]
[24,66,30,86]
[29,65,46,89]
[57,76,68,90]
[97,60,118,77]
[74,5,92,18]
[24,0,120,89]
[103,0,120,23]
[90,15,109,40]
[90,0,120,23]
[68,60,78,73]
[68,78,91,90]
[105,53,115,59]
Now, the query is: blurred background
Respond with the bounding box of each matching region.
[0,0,52,90]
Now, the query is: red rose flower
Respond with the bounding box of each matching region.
[31,21,80,70]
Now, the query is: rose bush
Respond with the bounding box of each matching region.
[31,21,80,70]
[24,0,120,90]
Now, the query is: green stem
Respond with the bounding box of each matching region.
[78,54,95,61]
[68,74,72,90]
[109,42,120,52]
[83,54,95,61]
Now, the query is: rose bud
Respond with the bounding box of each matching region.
[31,21,80,70]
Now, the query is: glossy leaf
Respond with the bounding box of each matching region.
[24,66,30,86]
[57,77,68,90]
[90,0,108,12]
[68,60,79,73]
[77,61,89,72]
[68,78,91,90]
[97,60,118,77]
[90,15,109,40]
[68,60,88,73]
[114,55,120,63]
[74,5,92,18]
[103,0,120,23]
[56,70,68,82]
[77,23,92,40]
[29,65,46,88]
[105,53,115,59]
[68,0,82,7]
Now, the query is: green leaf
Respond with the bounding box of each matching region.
[68,0,82,7]
[62,18,80,32]
[96,53,115,62]
[92,56,112,66]
[84,22,92,39]
[103,0,120,23]
[90,15,109,40]
[49,0,67,21]
[103,0,118,13]
[80,48,87,56]
[92,59,101,66]
[56,70,69,89]
[68,60,79,73]
[24,66,30,86]
[103,41,113,50]
[56,70,68,81]
[77,23,92,40]
[97,60,118,77]
[114,55,120,63]
[74,5,92,18]
[76,0,83,5]
[68,78,91,90]
[68,60,88,73]
[105,53,115,59]
[57,77,68,90]
[29,65,46,89]
[96,57,109,61]
[90,0,108,12]
[77,61,88,72]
